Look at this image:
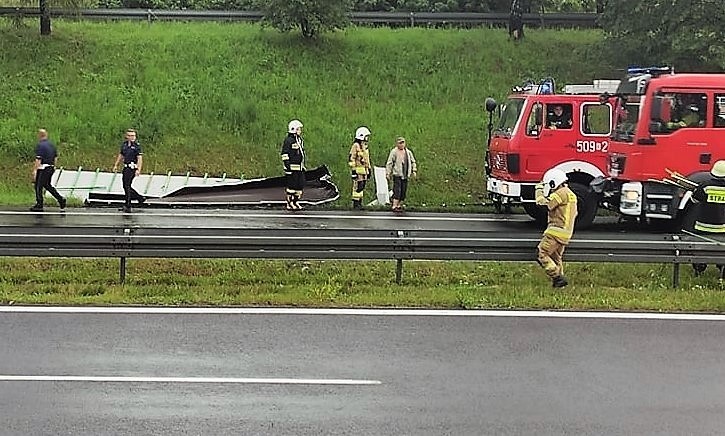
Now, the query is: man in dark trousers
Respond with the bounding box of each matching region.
[113,128,145,213]
[509,0,524,40]
[281,119,305,211]
[30,129,66,212]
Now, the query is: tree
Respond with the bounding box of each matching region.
[599,0,725,71]
[256,0,353,38]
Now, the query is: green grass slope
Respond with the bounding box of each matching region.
[0,20,612,207]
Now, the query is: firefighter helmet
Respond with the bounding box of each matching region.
[542,168,568,197]
[711,160,725,178]
[288,119,303,134]
[355,126,371,141]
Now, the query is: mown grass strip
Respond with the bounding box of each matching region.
[2,258,724,311]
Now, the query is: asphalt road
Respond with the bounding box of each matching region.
[1,309,724,435]
[0,208,655,241]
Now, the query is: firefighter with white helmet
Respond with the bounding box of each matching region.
[349,126,372,209]
[534,168,578,287]
[691,160,725,277]
[281,119,305,211]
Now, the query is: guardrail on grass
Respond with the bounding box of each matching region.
[0,8,599,28]
[0,227,720,287]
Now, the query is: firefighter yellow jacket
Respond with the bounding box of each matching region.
[349,141,371,177]
[535,185,578,244]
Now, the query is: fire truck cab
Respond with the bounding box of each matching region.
[486,78,619,228]
[594,67,725,229]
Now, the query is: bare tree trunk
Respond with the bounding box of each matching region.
[39,0,51,35]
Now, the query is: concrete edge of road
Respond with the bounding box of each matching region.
[0,306,724,321]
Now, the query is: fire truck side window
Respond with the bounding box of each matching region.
[581,103,611,135]
[546,104,573,129]
[650,92,707,134]
[715,94,725,128]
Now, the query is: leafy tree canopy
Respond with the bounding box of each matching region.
[599,0,725,71]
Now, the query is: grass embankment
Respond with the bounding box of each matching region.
[1,21,722,310]
[0,20,612,208]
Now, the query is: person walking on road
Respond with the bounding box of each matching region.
[30,129,66,212]
[534,168,578,288]
[113,128,145,213]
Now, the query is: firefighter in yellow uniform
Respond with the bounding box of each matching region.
[349,126,372,209]
[691,160,725,277]
[535,168,578,288]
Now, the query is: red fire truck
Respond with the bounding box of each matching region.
[486,78,619,228]
[593,67,725,229]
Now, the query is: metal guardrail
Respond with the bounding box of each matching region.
[0,8,599,27]
[0,227,721,286]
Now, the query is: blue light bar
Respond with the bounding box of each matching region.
[626,66,673,76]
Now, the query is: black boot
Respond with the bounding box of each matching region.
[552,276,568,288]
[692,263,707,277]
[353,200,363,210]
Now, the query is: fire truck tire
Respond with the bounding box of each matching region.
[523,203,547,228]
[569,182,597,230]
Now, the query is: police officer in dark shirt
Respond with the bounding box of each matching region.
[113,128,145,213]
[30,129,66,212]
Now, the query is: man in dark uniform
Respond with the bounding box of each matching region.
[509,0,524,40]
[547,105,573,129]
[112,128,145,213]
[691,160,725,277]
[281,119,305,211]
[30,129,66,212]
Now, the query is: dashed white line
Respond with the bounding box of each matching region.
[1,306,724,321]
[0,375,381,385]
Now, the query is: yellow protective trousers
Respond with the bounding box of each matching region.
[537,234,567,279]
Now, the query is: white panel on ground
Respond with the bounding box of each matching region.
[369,166,390,206]
[51,169,243,202]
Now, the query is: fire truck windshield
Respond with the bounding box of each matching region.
[495,98,525,135]
[612,95,641,143]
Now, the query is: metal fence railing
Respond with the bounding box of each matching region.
[0,227,720,286]
[0,8,599,27]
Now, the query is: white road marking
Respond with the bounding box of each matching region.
[1,306,724,321]
[0,375,381,385]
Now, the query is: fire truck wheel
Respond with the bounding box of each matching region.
[523,203,547,229]
[569,182,597,230]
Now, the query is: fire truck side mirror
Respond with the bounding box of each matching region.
[651,96,663,120]
[534,104,544,129]
[485,97,497,113]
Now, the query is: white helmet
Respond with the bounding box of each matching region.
[288,119,303,134]
[542,168,568,197]
[355,126,371,141]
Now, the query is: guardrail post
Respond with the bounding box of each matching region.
[409,11,414,27]
[672,262,680,288]
[396,258,403,284]
[120,257,126,284]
